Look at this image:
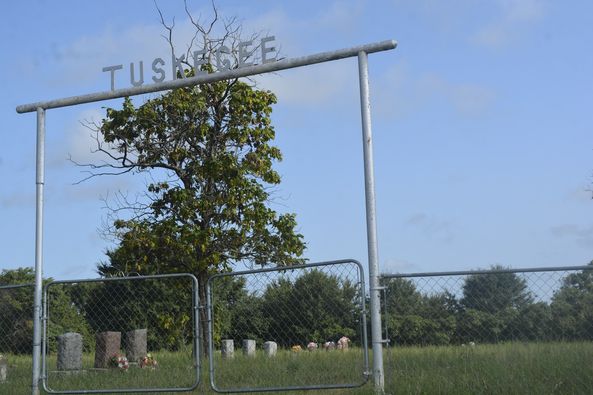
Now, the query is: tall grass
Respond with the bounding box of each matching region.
[1,342,592,394]
[384,342,593,394]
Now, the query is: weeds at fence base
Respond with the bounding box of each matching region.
[1,342,593,394]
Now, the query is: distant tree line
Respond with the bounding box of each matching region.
[383,263,593,346]
[0,268,362,354]
[2,263,592,354]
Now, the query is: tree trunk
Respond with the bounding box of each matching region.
[197,271,210,360]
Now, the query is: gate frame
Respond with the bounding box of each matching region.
[206,259,369,393]
[41,273,200,394]
[17,39,397,395]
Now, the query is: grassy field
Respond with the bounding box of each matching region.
[1,342,592,394]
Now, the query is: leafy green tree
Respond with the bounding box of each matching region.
[383,278,457,345]
[260,270,360,347]
[0,268,35,354]
[508,302,552,341]
[88,68,305,355]
[383,278,423,345]
[461,265,533,313]
[211,275,268,347]
[421,292,458,345]
[383,278,423,316]
[551,262,593,340]
[0,268,92,353]
[79,278,193,352]
[458,266,534,343]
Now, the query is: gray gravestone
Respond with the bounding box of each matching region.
[221,339,234,359]
[125,329,147,363]
[0,355,7,383]
[94,331,121,368]
[263,341,277,357]
[243,339,256,357]
[57,332,83,371]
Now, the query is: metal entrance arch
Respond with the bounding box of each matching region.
[17,39,397,395]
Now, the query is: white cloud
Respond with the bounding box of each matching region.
[565,186,593,205]
[47,108,106,169]
[256,61,355,107]
[404,212,455,243]
[472,0,545,48]
[375,63,496,119]
[550,224,593,248]
[244,2,366,107]
[382,257,421,274]
[67,109,108,164]
[0,191,35,208]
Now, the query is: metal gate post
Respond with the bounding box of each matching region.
[32,107,45,395]
[358,51,385,393]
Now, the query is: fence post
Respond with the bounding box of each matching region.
[358,51,385,394]
[32,107,46,395]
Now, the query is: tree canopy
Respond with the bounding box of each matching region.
[84,65,305,355]
[0,268,93,354]
[551,261,593,340]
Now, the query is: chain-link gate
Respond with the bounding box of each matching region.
[42,273,199,394]
[0,283,35,391]
[381,265,593,393]
[207,259,369,392]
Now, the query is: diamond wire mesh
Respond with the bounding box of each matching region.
[208,260,369,392]
[0,284,34,355]
[43,274,199,393]
[381,266,593,393]
[0,284,35,391]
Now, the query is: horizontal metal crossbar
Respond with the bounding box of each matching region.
[381,264,593,279]
[16,40,396,113]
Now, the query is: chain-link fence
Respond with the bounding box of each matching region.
[0,284,34,355]
[207,259,369,392]
[43,273,199,393]
[381,265,593,393]
[0,283,35,392]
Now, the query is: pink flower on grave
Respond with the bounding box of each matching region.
[109,354,129,371]
[139,353,158,369]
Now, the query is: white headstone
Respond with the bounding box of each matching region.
[0,355,7,383]
[221,339,234,359]
[243,339,256,357]
[263,341,277,357]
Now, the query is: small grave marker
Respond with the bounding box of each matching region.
[221,339,234,359]
[125,329,147,363]
[57,332,83,371]
[243,339,256,357]
[263,341,277,357]
[94,331,121,368]
[0,355,7,383]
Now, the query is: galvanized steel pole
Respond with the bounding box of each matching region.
[31,107,45,395]
[358,51,385,393]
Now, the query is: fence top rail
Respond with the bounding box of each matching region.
[0,282,34,290]
[44,272,197,287]
[16,39,396,114]
[208,258,364,282]
[381,265,593,279]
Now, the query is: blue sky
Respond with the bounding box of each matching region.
[1,0,592,281]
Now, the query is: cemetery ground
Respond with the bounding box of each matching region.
[1,342,593,394]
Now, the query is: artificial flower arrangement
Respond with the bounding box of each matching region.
[109,353,129,371]
[139,353,158,369]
